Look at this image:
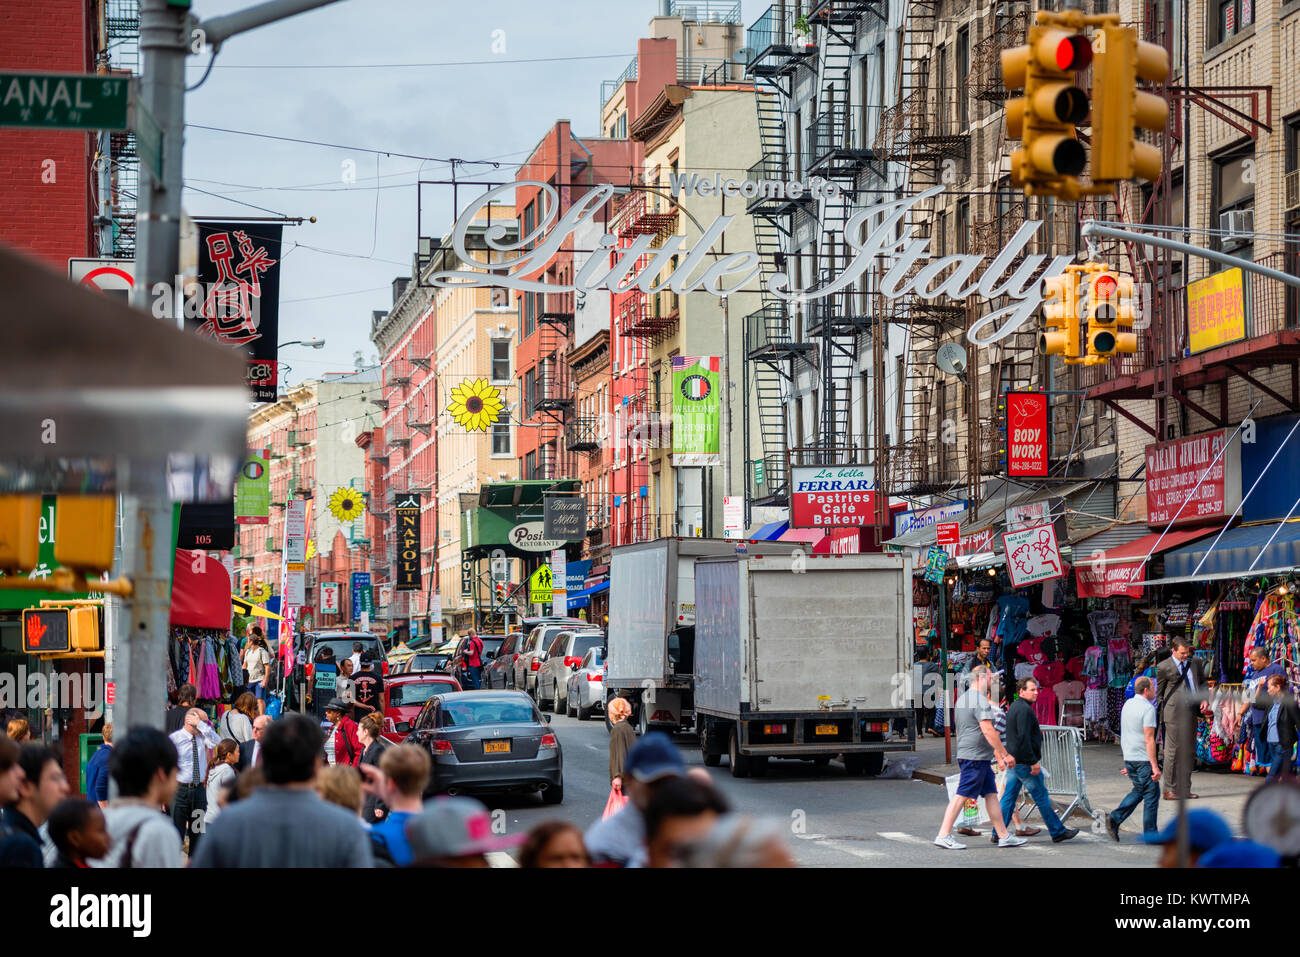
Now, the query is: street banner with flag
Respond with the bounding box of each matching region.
[235,449,271,524]
[672,355,720,466]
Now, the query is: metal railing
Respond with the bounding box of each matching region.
[677,57,747,85]
[668,0,742,23]
[745,3,795,65]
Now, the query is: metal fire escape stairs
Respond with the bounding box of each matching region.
[536,288,575,481]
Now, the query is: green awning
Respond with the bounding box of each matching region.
[477,479,580,509]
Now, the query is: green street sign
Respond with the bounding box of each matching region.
[0,73,129,130]
[753,460,765,486]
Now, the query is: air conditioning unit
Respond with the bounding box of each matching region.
[1219,208,1254,239]
[1286,170,1300,211]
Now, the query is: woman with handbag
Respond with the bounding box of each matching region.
[220,693,257,743]
[604,697,635,819]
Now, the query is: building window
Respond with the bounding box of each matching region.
[1214,149,1255,260]
[525,451,536,479]
[1212,0,1253,46]
[955,199,969,256]
[524,368,536,417]
[492,419,510,455]
[491,339,510,382]
[936,44,948,134]
[956,28,969,130]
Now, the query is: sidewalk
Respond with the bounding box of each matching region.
[908,734,1260,836]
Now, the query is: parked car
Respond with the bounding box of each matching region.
[512,622,588,695]
[394,652,452,675]
[448,634,508,684]
[381,672,462,742]
[536,629,605,712]
[406,690,562,804]
[565,647,606,721]
[483,632,526,690]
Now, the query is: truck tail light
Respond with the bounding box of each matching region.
[763,723,788,735]
[432,739,453,753]
[540,733,558,749]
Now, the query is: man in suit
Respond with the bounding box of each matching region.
[239,715,271,772]
[1256,674,1300,779]
[1155,637,1209,800]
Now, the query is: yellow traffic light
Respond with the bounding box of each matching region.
[1040,271,1081,359]
[1084,267,1138,357]
[241,577,251,599]
[1003,26,1092,197]
[0,496,42,571]
[1092,25,1170,184]
[54,496,116,575]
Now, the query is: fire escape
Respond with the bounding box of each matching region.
[104,0,139,259]
[535,288,575,480]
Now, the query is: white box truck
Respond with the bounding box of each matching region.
[605,538,799,735]
[694,552,914,777]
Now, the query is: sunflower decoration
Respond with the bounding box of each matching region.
[446,377,504,432]
[327,486,367,524]
[305,538,317,562]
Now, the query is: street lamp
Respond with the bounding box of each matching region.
[278,338,327,349]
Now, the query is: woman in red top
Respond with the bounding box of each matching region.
[324,698,362,767]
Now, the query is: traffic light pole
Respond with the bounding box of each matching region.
[1081,222,1300,292]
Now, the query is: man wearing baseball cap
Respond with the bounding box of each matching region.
[1142,809,1233,867]
[405,797,525,867]
[584,732,685,867]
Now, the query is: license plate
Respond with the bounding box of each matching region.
[483,741,511,754]
[815,723,838,736]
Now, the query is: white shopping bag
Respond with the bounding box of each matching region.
[945,772,991,826]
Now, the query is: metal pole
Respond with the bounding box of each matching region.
[720,294,733,515]
[1081,222,1300,291]
[939,578,951,764]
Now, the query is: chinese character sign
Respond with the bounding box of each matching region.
[1187,268,1245,354]
[194,222,283,402]
[671,356,720,466]
[1001,523,1065,589]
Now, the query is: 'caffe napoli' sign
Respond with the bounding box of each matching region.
[429,182,1074,347]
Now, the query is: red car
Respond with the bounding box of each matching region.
[382,672,462,742]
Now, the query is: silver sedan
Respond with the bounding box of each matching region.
[564,647,606,720]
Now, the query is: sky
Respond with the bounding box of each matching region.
[183,0,768,386]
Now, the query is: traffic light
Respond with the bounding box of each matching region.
[1086,267,1139,357]
[54,495,116,575]
[494,581,507,606]
[0,496,42,571]
[241,577,251,599]
[1003,24,1093,197]
[1040,270,1081,360]
[22,605,101,656]
[1091,24,1170,184]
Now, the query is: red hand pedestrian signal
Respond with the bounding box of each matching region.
[26,615,47,646]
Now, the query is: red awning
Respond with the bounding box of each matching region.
[1075,527,1215,598]
[778,527,826,546]
[170,548,233,629]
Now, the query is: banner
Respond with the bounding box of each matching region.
[671,355,720,466]
[351,571,372,621]
[395,493,421,590]
[1144,429,1242,526]
[235,449,271,525]
[1006,392,1048,477]
[1187,267,1246,354]
[791,464,876,528]
[723,496,743,539]
[320,582,340,615]
[193,221,283,402]
[1002,523,1065,588]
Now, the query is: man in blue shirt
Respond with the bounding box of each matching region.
[1258,674,1300,780]
[83,723,113,807]
[1242,649,1286,756]
[362,744,430,866]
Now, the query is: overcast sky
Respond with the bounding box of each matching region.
[183,0,766,386]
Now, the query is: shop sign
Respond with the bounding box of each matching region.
[377,583,393,608]
[508,522,566,553]
[461,559,473,597]
[1187,267,1246,354]
[895,501,968,538]
[1006,499,1050,532]
[827,527,861,554]
[235,449,271,525]
[922,546,948,584]
[1144,429,1242,526]
[1001,523,1065,589]
[957,528,995,557]
[1075,558,1145,599]
[350,572,372,620]
[395,493,421,590]
[1006,392,1049,477]
[936,522,959,546]
[320,582,340,614]
[671,356,720,466]
[542,494,585,541]
[791,464,876,528]
[429,183,1074,349]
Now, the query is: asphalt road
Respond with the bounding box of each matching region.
[480,709,1158,867]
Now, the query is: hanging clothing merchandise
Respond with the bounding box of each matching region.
[1042,575,1066,609]
[1082,645,1106,679]
[1031,683,1058,726]
[199,634,222,700]
[1107,637,1133,689]
[995,595,1031,646]
[1025,614,1061,638]
[1088,609,1121,643]
[1064,655,1087,681]
[1084,687,1108,723]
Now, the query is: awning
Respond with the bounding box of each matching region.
[1139,566,1298,588]
[1164,520,1300,579]
[955,551,1004,570]
[567,579,610,610]
[751,520,789,541]
[778,527,826,545]
[1075,526,1217,598]
[231,596,285,621]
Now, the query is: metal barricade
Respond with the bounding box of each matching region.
[1016,725,1105,828]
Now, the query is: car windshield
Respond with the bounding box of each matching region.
[481,638,505,655]
[441,698,537,726]
[413,655,449,669]
[313,638,379,662]
[389,681,457,707]
[572,634,603,659]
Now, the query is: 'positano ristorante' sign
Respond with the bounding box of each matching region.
[428,183,1075,347]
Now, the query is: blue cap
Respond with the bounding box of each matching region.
[1141,809,1234,853]
[625,731,685,782]
[1198,840,1282,869]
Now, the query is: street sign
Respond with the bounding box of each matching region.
[0,73,129,130]
[936,522,960,547]
[68,259,134,305]
[528,564,553,604]
[131,94,163,182]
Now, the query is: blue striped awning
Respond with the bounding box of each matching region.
[566,579,610,610]
[751,520,789,541]
[1163,521,1300,578]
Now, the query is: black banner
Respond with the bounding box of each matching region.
[177,501,235,551]
[193,221,283,402]
[395,493,421,590]
[543,494,586,541]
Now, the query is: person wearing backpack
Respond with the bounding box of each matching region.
[95,727,183,868]
[324,699,362,768]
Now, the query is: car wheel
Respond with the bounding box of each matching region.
[577,698,592,721]
[566,693,577,718]
[636,700,650,737]
[538,680,553,712]
[728,725,751,778]
[541,781,564,805]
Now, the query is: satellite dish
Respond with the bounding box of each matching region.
[935,342,968,377]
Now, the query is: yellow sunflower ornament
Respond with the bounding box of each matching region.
[328,487,367,523]
[446,377,504,432]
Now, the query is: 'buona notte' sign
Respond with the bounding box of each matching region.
[429,182,1074,347]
